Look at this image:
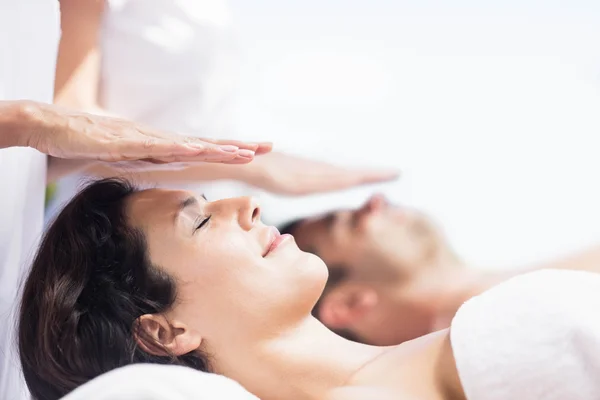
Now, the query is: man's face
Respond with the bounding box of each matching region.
[290,194,454,345]
[292,194,445,280]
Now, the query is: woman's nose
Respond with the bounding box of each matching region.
[210,196,261,230]
[237,196,261,230]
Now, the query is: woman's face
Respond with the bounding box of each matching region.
[126,189,327,351]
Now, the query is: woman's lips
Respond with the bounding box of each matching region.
[264,226,292,257]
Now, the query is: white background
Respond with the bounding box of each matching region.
[217,0,600,270]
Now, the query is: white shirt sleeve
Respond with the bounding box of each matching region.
[0,1,60,399]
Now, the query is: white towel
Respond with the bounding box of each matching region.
[451,269,600,400]
[61,364,258,400]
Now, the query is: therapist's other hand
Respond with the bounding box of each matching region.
[14,101,271,163]
[241,152,400,196]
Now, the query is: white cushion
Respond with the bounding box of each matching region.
[61,364,258,400]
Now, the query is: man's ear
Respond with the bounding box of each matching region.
[134,314,202,357]
[317,284,379,330]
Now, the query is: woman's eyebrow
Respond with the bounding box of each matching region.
[177,194,208,219]
[176,196,202,225]
[179,196,199,213]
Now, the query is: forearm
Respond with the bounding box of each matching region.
[477,245,600,294]
[54,0,104,111]
[541,245,600,274]
[488,244,600,282]
[47,157,94,183]
[46,0,106,182]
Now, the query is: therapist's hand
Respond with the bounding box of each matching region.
[240,152,400,196]
[4,101,271,163]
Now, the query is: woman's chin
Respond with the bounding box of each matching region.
[304,253,329,292]
[302,250,328,271]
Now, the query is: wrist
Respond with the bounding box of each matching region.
[0,100,41,148]
[1,100,50,149]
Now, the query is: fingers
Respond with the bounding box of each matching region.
[217,149,256,164]
[318,168,399,193]
[221,156,255,164]
[195,138,274,155]
[254,142,273,155]
[287,168,399,196]
[138,136,269,163]
[139,149,255,166]
[107,137,244,163]
[125,127,249,160]
[101,119,271,163]
[357,168,401,184]
[186,137,253,151]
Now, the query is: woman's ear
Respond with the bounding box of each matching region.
[134,314,202,357]
[317,284,378,330]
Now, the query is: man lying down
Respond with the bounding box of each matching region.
[19,179,600,400]
[281,193,600,345]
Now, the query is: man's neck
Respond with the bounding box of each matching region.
[225,317,385,400]
[402,263,514,330]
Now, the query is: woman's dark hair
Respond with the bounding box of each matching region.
[18,178,210,400]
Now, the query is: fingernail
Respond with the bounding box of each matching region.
[220,145,239,153]
[238,149,255,158]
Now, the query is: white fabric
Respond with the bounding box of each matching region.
[0,1,60,399]
[61,365,258,400]
[48,0,245,221]
[451,269,600,400]
[100,0,238,137]
[230,2,600,264]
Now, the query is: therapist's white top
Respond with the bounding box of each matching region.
[451,269,600,400]
[100,0,239,137]
[0,1,60,399]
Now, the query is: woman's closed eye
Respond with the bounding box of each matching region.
[194,215,211,232]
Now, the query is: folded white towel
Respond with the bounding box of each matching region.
[61,364,258,400]
[451,269,600,400]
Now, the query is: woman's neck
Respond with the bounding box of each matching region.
[225,317,386,400]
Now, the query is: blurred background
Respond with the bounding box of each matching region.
[52,0,600,271]
[202,0,600,270]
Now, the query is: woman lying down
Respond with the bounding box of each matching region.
[19,179,600,400]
